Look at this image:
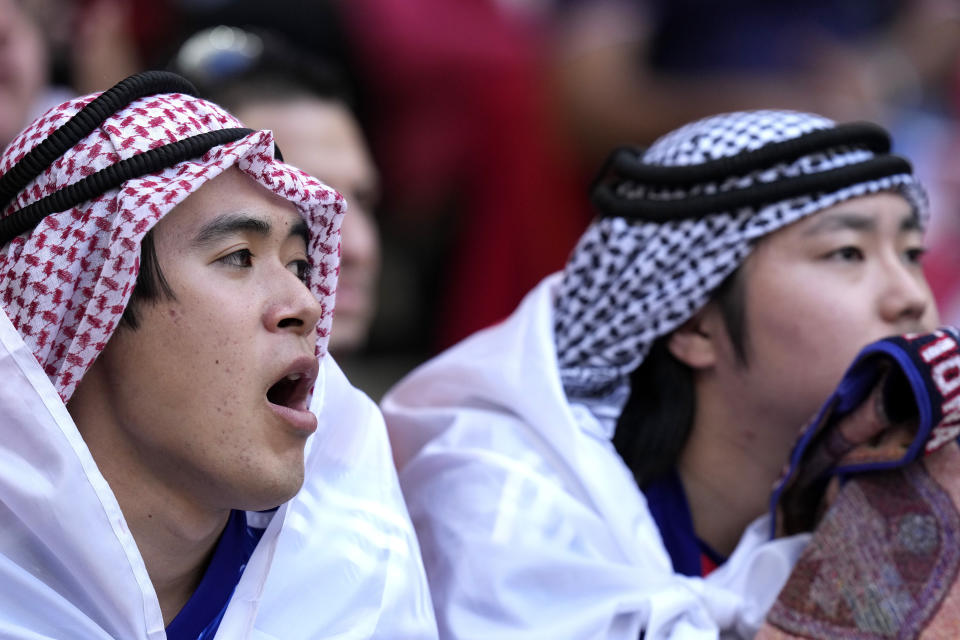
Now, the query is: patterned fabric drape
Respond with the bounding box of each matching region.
[760,327,960,639]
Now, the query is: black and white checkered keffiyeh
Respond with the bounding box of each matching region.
[554,110,928,402]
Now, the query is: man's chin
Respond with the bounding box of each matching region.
[234,467,306,512]
[0,107,26,146]
[329,316,372,354]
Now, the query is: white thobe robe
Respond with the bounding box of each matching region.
[383,274,810,639]
[0,309,438,639]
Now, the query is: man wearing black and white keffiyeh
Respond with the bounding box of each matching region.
[382,109,940,639]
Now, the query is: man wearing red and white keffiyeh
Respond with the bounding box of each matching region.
[0,72,437,640]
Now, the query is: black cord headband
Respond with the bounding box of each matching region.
[0,70,280,248]
[0,127,255,247]
[590,122,914,222]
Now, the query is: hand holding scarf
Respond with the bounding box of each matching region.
[759,327,960,639]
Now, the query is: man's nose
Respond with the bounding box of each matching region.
[264,270,325,336]
[879,258,937,329]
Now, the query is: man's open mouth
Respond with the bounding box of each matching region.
[267,373,309,410]
[266,357,318,412]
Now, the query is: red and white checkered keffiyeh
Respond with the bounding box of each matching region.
[0,91,345,402]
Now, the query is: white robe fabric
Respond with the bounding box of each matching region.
[382,274,811,640]
[0,308,438,639]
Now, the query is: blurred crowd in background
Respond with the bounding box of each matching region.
[3,0,960,398]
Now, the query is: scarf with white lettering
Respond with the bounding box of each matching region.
[761,327,960,638]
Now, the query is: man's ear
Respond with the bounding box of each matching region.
[667,306,720,370]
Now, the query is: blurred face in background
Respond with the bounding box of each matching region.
[0,0,47,150]
[238,97,381,354]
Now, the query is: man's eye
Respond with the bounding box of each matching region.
[219,249,254,267]
[825,246,864,262]
[292,259,313,283]
[905,247,926,264]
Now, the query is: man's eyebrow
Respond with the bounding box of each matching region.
[290,218,309,246]
[192,213,309,246]
[193,213,272,246]
[802,212,875,236]
[900,213,923,233]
